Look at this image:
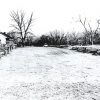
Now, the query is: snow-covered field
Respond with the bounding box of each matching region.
[0,47,100,100]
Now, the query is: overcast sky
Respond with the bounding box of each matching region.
[0,0,100,35]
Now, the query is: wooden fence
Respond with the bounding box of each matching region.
[0,44,17,58]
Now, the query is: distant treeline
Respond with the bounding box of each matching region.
[33,30,100,46]
[7,29,100,47]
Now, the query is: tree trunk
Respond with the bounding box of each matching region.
[21,38,25,47]
[91,34,94,45]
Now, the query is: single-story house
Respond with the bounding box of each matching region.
[0,32,13,44]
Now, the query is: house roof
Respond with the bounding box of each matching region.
[0,32,13,39]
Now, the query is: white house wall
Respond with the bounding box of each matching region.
[0,34,6,44]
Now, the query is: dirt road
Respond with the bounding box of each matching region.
[0,47,100,100]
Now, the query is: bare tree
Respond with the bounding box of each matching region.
[79,16,100,45]
[10,11,34,46]
[48,30,67,45]
[67,32,78,45]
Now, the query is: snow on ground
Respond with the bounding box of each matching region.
[0,47,100,100]
[69,45,100,49]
